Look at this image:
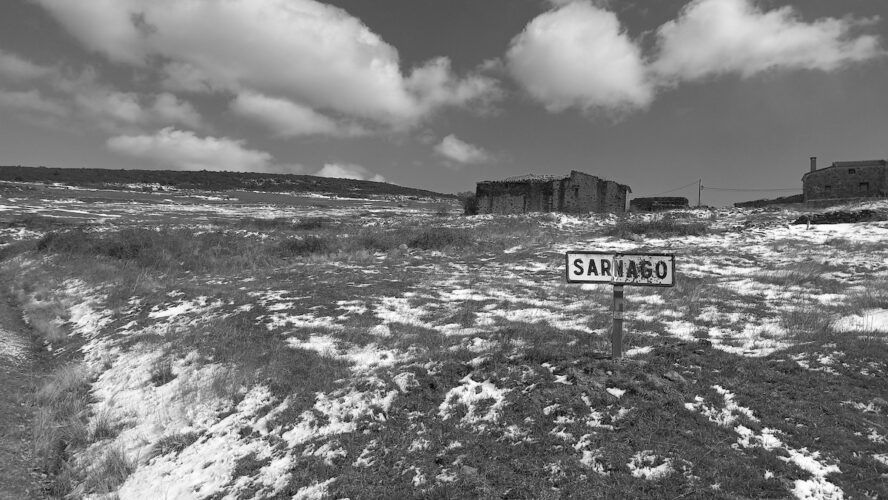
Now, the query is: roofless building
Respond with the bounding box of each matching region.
[475,170,630,215]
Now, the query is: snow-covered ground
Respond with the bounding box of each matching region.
[2,193,887,499]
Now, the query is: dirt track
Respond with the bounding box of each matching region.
[0,290,46,498]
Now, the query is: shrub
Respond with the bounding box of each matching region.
[606,215,714,239]
[459,192,479,215]
[408,228,472,250]
[277,235,338,256]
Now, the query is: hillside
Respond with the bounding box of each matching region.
[0,197,886,499]
[0,165,454,200]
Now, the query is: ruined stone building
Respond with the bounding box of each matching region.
[475,170,630,215]
[629,197,690,212]
[803,157,888,202]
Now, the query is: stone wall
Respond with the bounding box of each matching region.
[630,197,690,212]
[803,161,887,201]
[476,171,628,214]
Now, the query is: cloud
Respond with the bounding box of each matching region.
[0,50,55,81]
[651,0,884,83]
[106,127,286,172]
[434,134,490,165]
[506,0,653,114]
[70,84,204,133]
[315,163,386,182]
[230,91,365,137]
[151,93,203,130]
[0,89,68,118]
[35,0,499,128]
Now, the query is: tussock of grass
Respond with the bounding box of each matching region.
[149,431,201,460]
[149,356,176,386]
[34,364,92,476]
[607,215,716,239]
[76,447,136,496]
[90,411,119,442]
[277,234,338,256]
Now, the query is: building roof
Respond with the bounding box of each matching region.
[477,170,631,191]
[496,173,569,183]
[831,160,887,168]
[802,159,888,180]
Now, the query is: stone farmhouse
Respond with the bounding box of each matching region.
[475,170,630,215]
[803,157,888,202]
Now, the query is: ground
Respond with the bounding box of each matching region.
[0,287,47,498]
[0,181,886,499]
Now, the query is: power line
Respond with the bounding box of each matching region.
[703,186,801,192]
[645,180,700,197]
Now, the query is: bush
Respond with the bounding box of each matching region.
[277,235,338,256]
[408,228,472,250]
[606,215,714,239]
[459,192,479,215]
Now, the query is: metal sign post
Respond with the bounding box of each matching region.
[612,284,624,359]
[565,251,676,360]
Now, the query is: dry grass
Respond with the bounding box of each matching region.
[33,364,92,475]
[606,214,718,239]
[76,447,137,496]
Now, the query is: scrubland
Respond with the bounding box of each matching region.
[1,191,886,499]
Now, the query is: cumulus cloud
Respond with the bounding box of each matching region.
[315,163,386,182]
[506,0,883,116]
[651,0,885,83]
[106,127,285,172]
[35,0,499,128]
[230,91,365,137]
[0,50,55,81]
[434,135,490,165]
[506,0,653,114]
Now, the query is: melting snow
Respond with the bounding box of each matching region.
[438,376,510,425]
[627,451,673,480]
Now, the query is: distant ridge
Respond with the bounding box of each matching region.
[0,165,454,199]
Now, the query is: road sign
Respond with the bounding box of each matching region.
[565,252,675,287]
[565,250,676,360]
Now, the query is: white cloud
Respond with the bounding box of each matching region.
[506,0,653,114]
[230,91,364,137]
[0,50,54,81]
[434,134,490,165]
[651,0,884,83]
[70,85,204,132]
[151,93,203,130]
[315,163,385,182]
[0,89,68,118]
[107,127,283,172]
[35,0,499,128]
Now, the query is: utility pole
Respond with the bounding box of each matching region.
[697,179,702,207]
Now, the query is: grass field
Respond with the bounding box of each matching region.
[1,187,886,499]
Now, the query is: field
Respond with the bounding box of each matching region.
[1,184,887,499]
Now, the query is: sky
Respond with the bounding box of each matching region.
[0,0,886,206]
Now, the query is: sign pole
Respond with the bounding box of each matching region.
[565,251,674,360]
[612,284,624,360]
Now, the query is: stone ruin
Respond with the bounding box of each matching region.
[475,170,630,215]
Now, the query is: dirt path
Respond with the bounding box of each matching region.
[0,291,47,498]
